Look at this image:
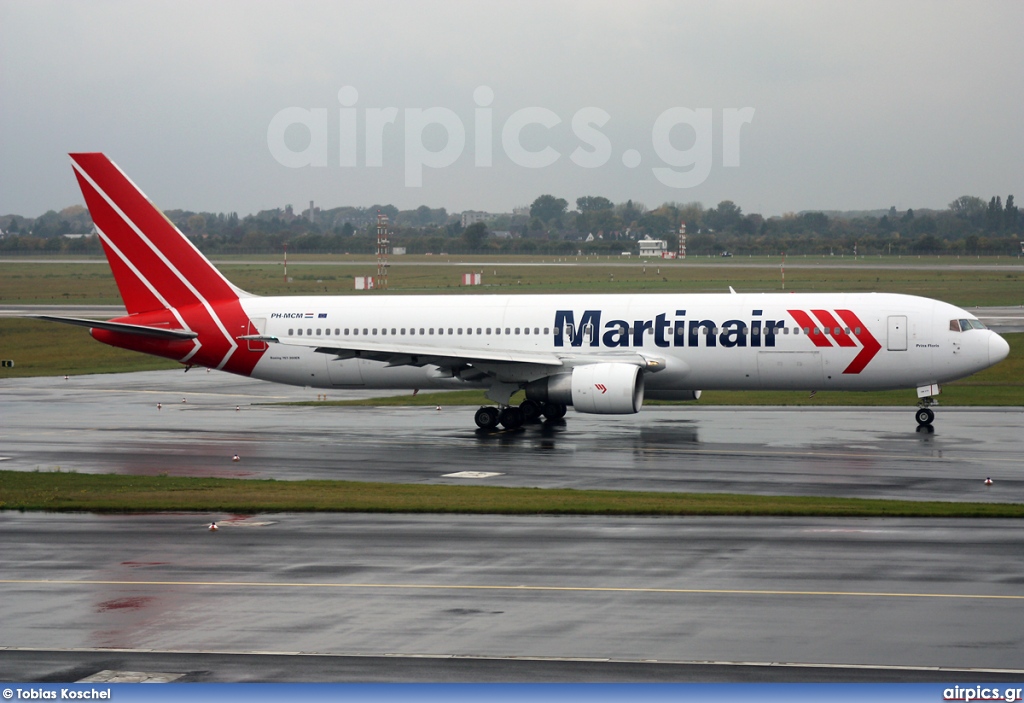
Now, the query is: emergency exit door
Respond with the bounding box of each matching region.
[887,315,907,351]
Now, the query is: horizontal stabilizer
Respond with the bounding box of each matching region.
[33,315,198,340]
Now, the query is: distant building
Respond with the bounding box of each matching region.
[512,206,530,217]
[638,236,668,256]
[461,211,496,228]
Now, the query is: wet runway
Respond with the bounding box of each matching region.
[2,371,1023,504]
[2,513,1024,681]
[2,371,1024,682]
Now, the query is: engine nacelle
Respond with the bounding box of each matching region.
[525,363,644,414]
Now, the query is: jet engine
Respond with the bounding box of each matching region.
[525,362,644,414]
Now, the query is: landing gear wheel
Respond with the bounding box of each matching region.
[519,399,542,424]
[541,402,568,420]
[915,407,934,426]
[474,406,500,429]
[499,406,525,429]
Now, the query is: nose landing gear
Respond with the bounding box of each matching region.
[915,396,936,428]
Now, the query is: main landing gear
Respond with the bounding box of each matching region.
[474,400,568,430]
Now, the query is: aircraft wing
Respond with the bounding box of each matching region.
[238,334,665,374]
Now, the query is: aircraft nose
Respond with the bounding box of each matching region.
[989,332,1010,365]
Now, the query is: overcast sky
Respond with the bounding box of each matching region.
[1,0,1022,218]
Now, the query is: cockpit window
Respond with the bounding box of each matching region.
[951,318,987,332]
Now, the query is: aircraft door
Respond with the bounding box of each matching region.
[246,319,268,351]
[887,316,907,351]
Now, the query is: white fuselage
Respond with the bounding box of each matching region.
[238,292,1003,394]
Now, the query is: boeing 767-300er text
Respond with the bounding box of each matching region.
[38,153,1010,430]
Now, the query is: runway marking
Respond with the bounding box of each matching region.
[24,387,297,399]
[78,670,185,683]
[3,647,1024,676]
[2,579,1022,601]
[444,471,505,478]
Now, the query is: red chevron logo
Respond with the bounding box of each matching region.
[787,309,881,374]
[594,383,608,393]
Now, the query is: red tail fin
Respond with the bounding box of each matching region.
[70,153,245,314]
[70,153,263,374]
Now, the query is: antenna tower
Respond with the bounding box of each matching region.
[376,211,390,290]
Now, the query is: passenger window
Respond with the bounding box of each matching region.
[524,327,530,335]
[487,327,492,334]
[316,329,321,335]
[391,328,396,335]
[345,328,350,335]
[373,328,378,335]
[477,328,482,335]
[382,328,387,335]
[448,328,453,335]
[288,328,294,335]
[307,328,312,335]
[505,328,510,335]
[515,327,521,334]
[325,329,330,336]
[544,327,549,335]
[458,328,463,334]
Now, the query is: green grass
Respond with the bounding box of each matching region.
[3,257,1024,305]
[1,470,1021,517]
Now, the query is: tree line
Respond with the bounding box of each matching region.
[1,193,1020,257]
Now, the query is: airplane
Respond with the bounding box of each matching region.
[37,153,1010,431]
